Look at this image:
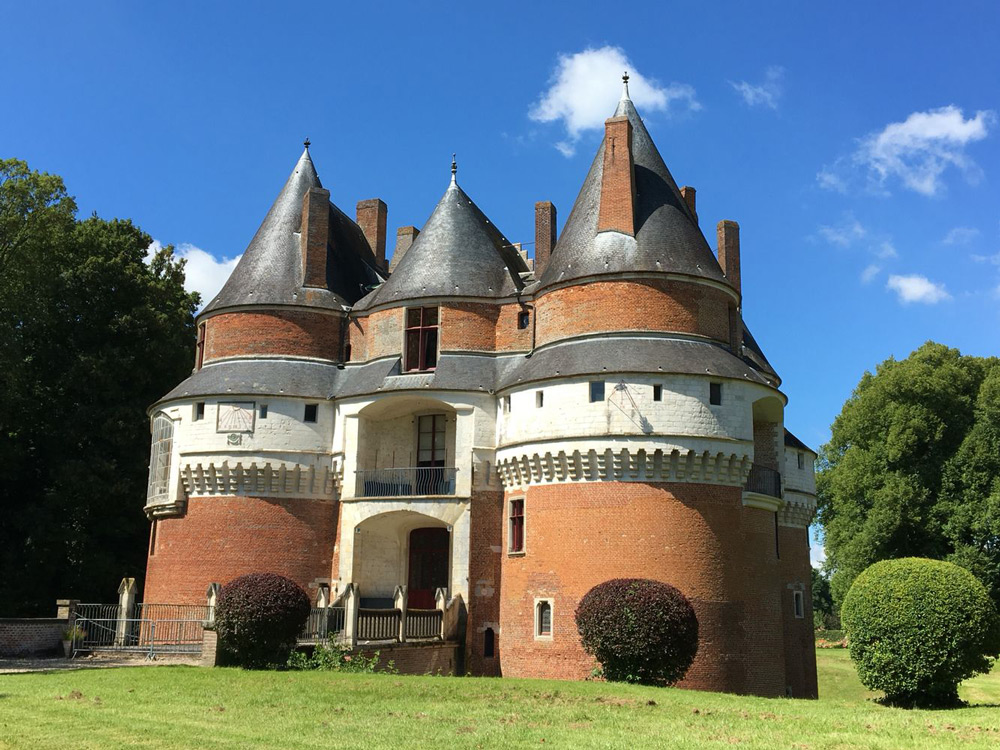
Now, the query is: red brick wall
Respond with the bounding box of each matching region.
[204,310,342,363]
[496,304,532,352]
[597,117,635,235]
[778,524,818,698]
[355,307,404,361]
[441,303,498,352]
[0,619,66,656]
[465,490,503,676]
[498,482,788,697]
[143,495,338,605]
[534,280,731,347]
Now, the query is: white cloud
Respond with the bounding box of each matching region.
[857,106,994,196]
[972,251,1000,266]
[729,66,784,110]
[147,240,240,309]
[943,226,981,245]
[816,167,847,193]
[875,240,899,259]
[810,529,826,569]
[530,46,700,157]
[817,214,866,247]
[861,264,881,283]
[886,274,951,304]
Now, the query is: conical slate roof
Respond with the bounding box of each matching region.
[356,168,528,309]
[203,147,382,314]
[537,88,727,289]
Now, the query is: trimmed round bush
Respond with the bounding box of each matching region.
[215,572,311,669]
[575,578,698,686]
[842,557,1000,706]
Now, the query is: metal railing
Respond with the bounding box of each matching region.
[355,467,457,498]
[302,607,347,641]
[404,609,442,640]
[137,603,211,622]
[72,617,204,656]
[745,463,782,498]
[357,608,400,642]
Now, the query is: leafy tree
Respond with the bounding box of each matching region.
[817,342,1000,606]
[0,158,198,615]
[811,567,837,629]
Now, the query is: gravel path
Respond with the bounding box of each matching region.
[0,654,202,674]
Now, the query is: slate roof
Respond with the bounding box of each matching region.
[784,429,816,455]
[153,359,341,407]
[203,147,382,314]
[742,325,780,383]
[354,171,528,310]
[538,89,728,290]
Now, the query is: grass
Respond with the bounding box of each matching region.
[0,651,997,749]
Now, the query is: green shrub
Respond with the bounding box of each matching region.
[575,578,698,686]
[288,638,395,673]
[215,572,311,669]
[842,557,1000,706]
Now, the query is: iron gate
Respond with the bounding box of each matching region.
[72,603,209,658]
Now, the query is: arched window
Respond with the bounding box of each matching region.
[536,600,552,638]
[484,627,495,658]
[146,413,174,503]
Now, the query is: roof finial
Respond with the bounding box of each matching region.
[621,71,630,100]
[303,137,311,150]
[451,153,457,184]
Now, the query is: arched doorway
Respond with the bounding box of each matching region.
[407,527,449,608]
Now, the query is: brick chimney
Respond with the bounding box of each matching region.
[301,187,331,288]
[389,226,419,273]
[597,116,636,236]
[680,186,697,225]
[356,199,388,273]
[716,220,741,295]
[534,201,556,277]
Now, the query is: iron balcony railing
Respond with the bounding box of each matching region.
[355,467,457,498]
[301,607,347,641]
[745,463,782,499]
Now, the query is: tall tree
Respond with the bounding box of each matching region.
[0,159,198,615]
[817,342,994,605]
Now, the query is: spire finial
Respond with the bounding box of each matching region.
[621,71,630,100]
[303,137,311,150]
[451,153,457,184]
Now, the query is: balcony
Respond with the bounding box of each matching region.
[355,467,457,498]
[745,463,782,499]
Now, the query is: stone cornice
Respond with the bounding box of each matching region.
[179,458,342,500]
[778,492,817,528]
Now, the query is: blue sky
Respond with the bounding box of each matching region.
[3,2,999,562]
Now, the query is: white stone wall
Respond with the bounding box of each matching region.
[783,446,817,495]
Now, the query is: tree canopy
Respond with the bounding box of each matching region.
[0,158,198,615]
[817,342,1000,607]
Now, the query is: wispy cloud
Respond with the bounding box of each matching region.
[147,240,240,309]
[530,46,700,157]
[861,264,881,283]
[818,106,994,196]
[729,66,784,110]
[943,226,981,245]
[887,274,951,304]
[875,241,898,259]
[817,214,866,247]
[972,251,1000,266]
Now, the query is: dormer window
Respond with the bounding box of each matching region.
[405,307,439,372]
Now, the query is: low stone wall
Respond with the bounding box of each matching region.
[360,641,461,676]
[0,618,67,657]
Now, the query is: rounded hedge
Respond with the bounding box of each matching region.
[841,557,1000,706]
[215,572,311,669]
[575,578,698,686]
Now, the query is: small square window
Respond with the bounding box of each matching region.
[259,405,268,420]
[709,382,723,406]
[653,384,662,402]
[194,402,206,421]
[793,590,804,619]
[589,381,605,403]
[517,311,531,330]
[535,600,552,638]
[304,404,318,423]
[502,395,511,414]
[797,452,805,470]
[535,391,544,408]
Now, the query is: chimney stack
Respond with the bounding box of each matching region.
[301,187,331,288]
[716,220,741,296]
[534,201,556,277]
[389,226,419,273]
[597,116,636,236]
[357,199,388,273]
[680,186,697,225]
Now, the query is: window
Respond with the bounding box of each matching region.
[536,600,552,638]
[344,344,352,362]
[304,404,318,423]
[404,306,439,372]
[196,323,206,370]
[793,590,804,619]
[501,395,511,414]
[710,382,723,406]
[653,384,662,402]
[509,498,524,553]
[517,310,531,330]
[417,414,446,467]
[148,520,158,556]
[259,404,268,420]
[797,452,805,470]
[147,413,174,503]
[484,628,496,658]
[194,402,205,421]
[589,381,605,403]
[535,391,544,408]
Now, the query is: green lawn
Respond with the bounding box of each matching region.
[0,651,998,749]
